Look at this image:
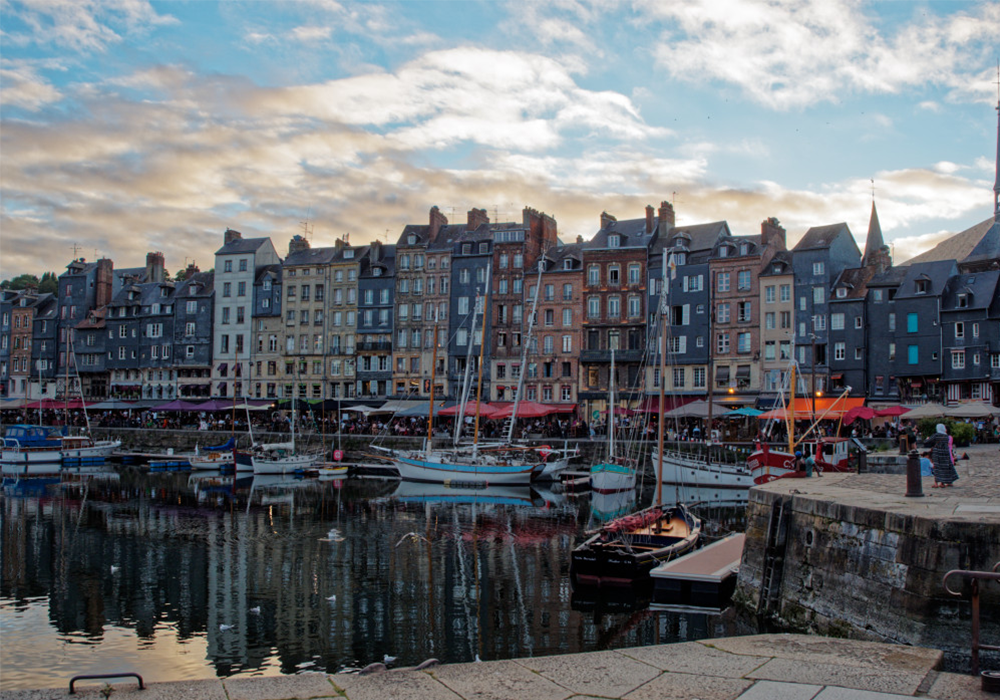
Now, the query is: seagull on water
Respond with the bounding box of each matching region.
[249,606,261,615]
[219,624,235,632]
[395,532,429,547]
[326,594,337,603]
[383,654,397,666]
[110,565,120,574]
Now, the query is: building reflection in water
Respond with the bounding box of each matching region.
[1,468,745,688]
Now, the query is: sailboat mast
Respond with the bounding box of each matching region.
[454,296,479,446]
[427,323,439,456]
[706,270,715,444]
[609,348,615,462]
[788,364,796,455]
[472,266,492,457]
[656,255,669,507]
[64,333,70,429]
[507,259,544,443]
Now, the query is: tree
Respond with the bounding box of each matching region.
[1,274,40,290]
[39,272,58,294]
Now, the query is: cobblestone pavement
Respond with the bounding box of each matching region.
[1,634,995,700]
[842,443,1000,500]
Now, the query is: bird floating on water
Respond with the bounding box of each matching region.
[249,606,261,615]
[110,565,120,574]
[219,624,235,632]
[326,594,337,603]
[383,654,397,666]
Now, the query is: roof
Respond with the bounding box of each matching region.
[901,217,996,266]
[759,251,794,277]
[75,307,107,330]
[940,270,1000,312]
[831,265,877,301]
[792,222,851,251]
[114,267,146,283]
[542,243,584,272]
[867,266,908,288]
[893,260,959,300]
[662,221,731,254]
[283,246,338,267]
[861,202,887,266]
[176,271,214,296]
[588,216,658,249]
[215,237,272,256]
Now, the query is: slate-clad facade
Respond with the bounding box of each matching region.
[356,241,394,399]
[175,271,215,399]
[940,270,1000,404]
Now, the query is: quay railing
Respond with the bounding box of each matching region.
[943,563,1000,676]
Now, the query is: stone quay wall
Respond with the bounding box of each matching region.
[735,457,1000,671]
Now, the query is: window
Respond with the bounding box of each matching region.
[717,303,730,324]
[224,260,232,273]
[764,341,776,361]
[185,322,196,336]
[588,265,600,286]
[607,296,621,318]
[737,332,751,354]
[672,367,685,388]
[544,284,554,301]
[562,335,572,352]
[955,322,965,339]
[498,278,508,295]
[479,242,489,255]
[813,314,826,331]
[813,262,825,276]
[628,264,641,284]
[458,297,470,315]
[952,350,965,369]
[543,336,554,354]
[888,313,896,331]
[831,313,844,330]
[608,234,620,248]
[627,296,641,318]
[834,342,845,361]
[587,296,600,319]
[717,273,730,292]
[854,316,863,329]
[238,281,246,297]
[957,293,968,308]
[907,313,918,333]
[813,286,824,305]
[779,341,791,359]
[223,282,232,297]
[780,311,791,329]
[888,342,896,361]
[717,333,730,354]
[513,253,523,268]
[779,284,791,302]
[562,308,572,326]
[693,367,706,388]
[562,283,573,301]
[737,301,751,322]
[915,279,928,294]
[907,344,918,365]
[608,265,620,286]
[765,312,776,330]
[765,286,775,303]
[499,254,508,269]
[737,270,751,291]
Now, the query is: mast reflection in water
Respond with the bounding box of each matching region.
[1,467,745,690]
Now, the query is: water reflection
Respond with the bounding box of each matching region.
[1,466,746,689]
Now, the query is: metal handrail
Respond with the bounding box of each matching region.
[69,672,145,694]
[943,563,1000,676]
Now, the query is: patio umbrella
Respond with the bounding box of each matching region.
[395,401,449,418]
[157,399,206,411]
[438,401,499,419]
[663,400,730,418]
[874,405,910,417]
[901,404,947,419]
[842,406,876,425]
[724,407,764,417]
[946,403,1000,418]
[600,406,636,416]
[492,401,556,419]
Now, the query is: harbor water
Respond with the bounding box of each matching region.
[0,464,746,690]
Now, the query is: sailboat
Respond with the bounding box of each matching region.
[570,259,702,588]
[374,267,546,485]
[60,336,121,465]
[252,394,320,475]
[650,253,751,489]
[589,349,636,493]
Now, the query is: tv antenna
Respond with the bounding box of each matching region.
[299,219,313,241]
[71,243,83,258]
[871,178,876,202]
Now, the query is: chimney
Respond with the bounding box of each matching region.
[334,238,345,252]
[145,251,166,283]
[760,217,787,251]
[184,262,200,280]
[95,258,114,307]
[224,228,242,245]
[429,206,449,241]
[371,239,382,261]
[658,201,676,230]
[576,235,584,244]
[645,205,655,235]
[600,211,617,230]
[467,207,489,231]
[288,235,310,256]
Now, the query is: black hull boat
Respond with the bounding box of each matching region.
[570,503,701,588]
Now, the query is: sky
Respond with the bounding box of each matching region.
[1,0,999,282]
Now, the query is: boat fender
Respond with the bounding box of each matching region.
[359,663,387,675]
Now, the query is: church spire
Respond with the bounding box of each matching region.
[862,195,891,271]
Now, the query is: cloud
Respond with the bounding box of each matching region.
[4,0,177,52]
[0,61,63,110]
[292,25,333,42]
[642,0,1000,109]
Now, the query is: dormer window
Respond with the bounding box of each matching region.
[479,242,489,254]
[608,235,621,248]
[836,288,847,299]
[408,234,417,245]
[373,268,382,277]
[915,279,929,294]
[462,243,472,255]
[957,293,968,308]
[263,280,271,291]
[344,249,354,259]
[718,246,728,258]
[740,243,749,256]
[563,259,573,270]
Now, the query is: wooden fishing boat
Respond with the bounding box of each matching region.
[570,503,701,587]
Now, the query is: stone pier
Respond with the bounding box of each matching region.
[736,444,1000,669]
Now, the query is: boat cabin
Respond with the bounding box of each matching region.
[3,425,59,449]
[801,437,851,469]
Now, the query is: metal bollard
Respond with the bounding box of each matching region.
[905,449,924,497]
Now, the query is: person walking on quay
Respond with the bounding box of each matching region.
[925,423,959,488]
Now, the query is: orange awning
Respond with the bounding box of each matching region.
[757,397,865,421]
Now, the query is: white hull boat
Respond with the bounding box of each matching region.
[651,448,752,489]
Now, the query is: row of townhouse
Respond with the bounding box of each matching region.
[2,206,998,408]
